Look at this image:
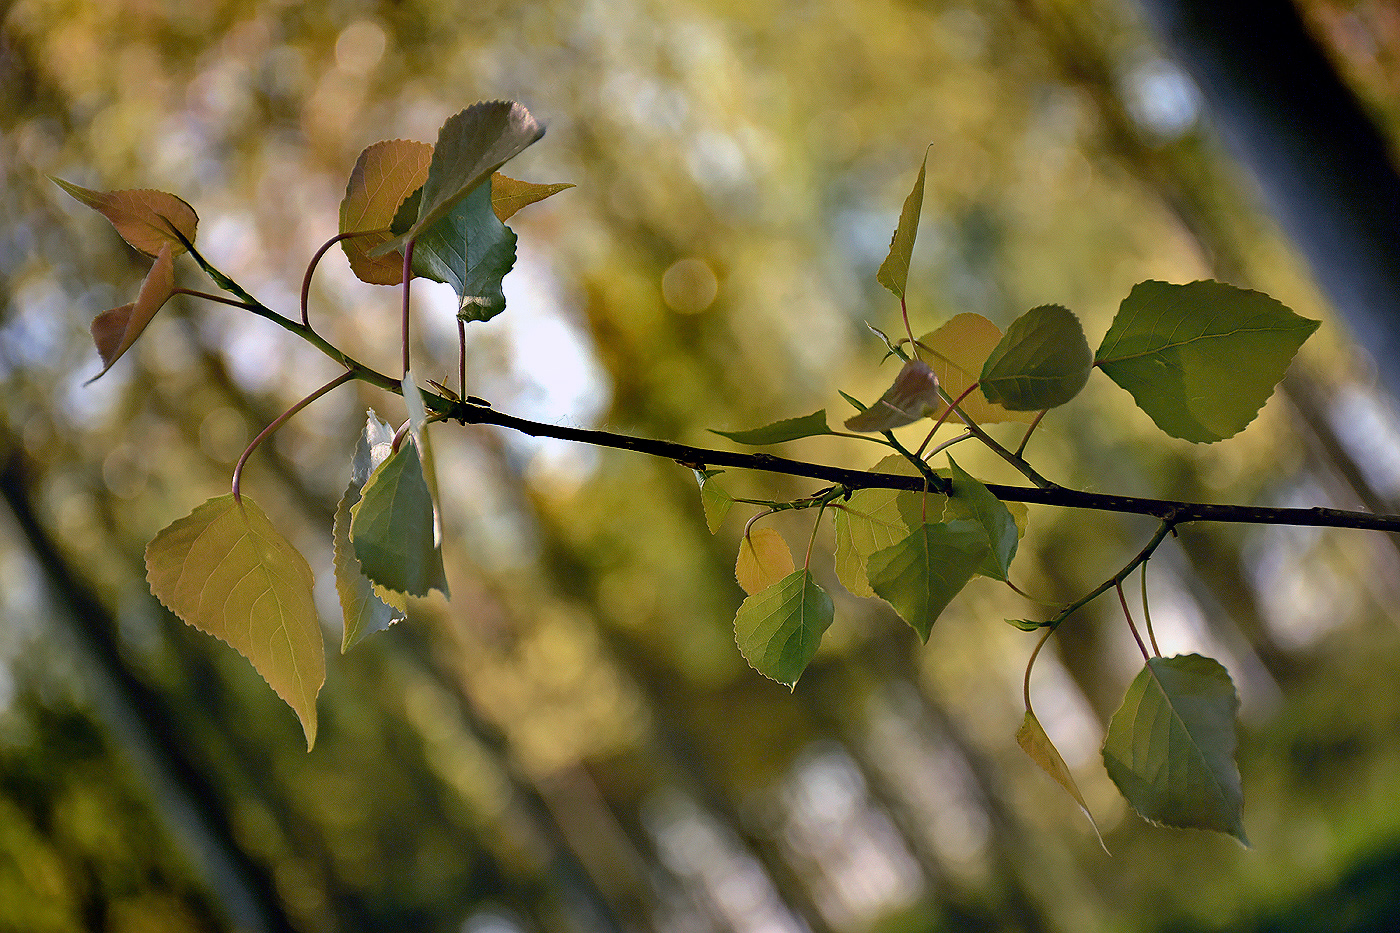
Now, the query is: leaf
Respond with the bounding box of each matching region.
[491,173,573,221]
[1017,710,1106,850]
[918,314,1037,426]
[946,457,1018,580]
[1095,280,1320,443]
[713,410,834,445]
[733,569,833,687]
[834,455,927,598]
[980,304,1093,411]
[877,149,929,299]
[868,520,988,640]
[86,243,176,384]
[1101,654,1248,843]
[145,495,323,749]
[339,139,434,285]
[335,412,407,652]
[51,177,198,256]
[349,438,449,599]
[373,100,544,257]
[401,374,445,548]
[695,470,733,534]
[412,181,518,321]
[844,360,942,432]
[736,527,796,596]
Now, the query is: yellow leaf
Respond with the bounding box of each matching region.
[51,177,197,257]
[146,495,324,749]
[491,172,573,221]
[917,313,1036,426]
[339,139,434,285]
[1016,710,1106,850]
[86,243,176,384]
[736,527,795,596]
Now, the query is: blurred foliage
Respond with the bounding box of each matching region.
[4,0,1400,931]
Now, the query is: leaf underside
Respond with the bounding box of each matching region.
[339,139,434,285]
[734,569,833,687]
[335,411,407,652]
[349,438,449,599]
[51,176,199,256]
[713,410,833,445]
[868,519,988,640]
[736,527,795,596]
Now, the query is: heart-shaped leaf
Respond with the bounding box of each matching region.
[736,527,795,596]
[51,177,198,256]
[335,412,407,651]
[87,243,176,384]
[834,455,926,598]
[1102,653,1247,843]
[734,569,833,687]
[980,304,1093,411]
[410,182,517,321]
[1095,280,1319,442]
[146,495,323,749]
[339,139,434,285]
[868,520,988,640]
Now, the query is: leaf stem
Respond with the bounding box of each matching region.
[1023,625,1056,711]
[1117,581,1152,661]
[1016,410,1049,458]
[1140,562,1161,656]
[804,505,827,570]
[1043,521,1175,631]
[401,240,415,380]
[302,231,374,329]
[232,370,356,504]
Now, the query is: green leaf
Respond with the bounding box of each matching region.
[412,181,518,322]
[980,304,1093,411]
[401,374,445,545]
[145,495,323,749]
[946,457,1018,580]
[373,100,544,257]
[917,314,1036,426]
[844,360,942,432]
[734,569,833,687]
[1017,710,1106,850]
[335,412,407,652]
[349,438,449,599]
[1095,280,1320,442]
[491,172,573,221]
[1006,618,1051,631]
[736,527,795,596]
[877,149,928,299]
[693,469,733,534]
[51,176,198,257]
[712,410,834,445]
[834,455,926,598]
[1102,654,1248,843]
[868,520,988,640]
[339,139,434,285]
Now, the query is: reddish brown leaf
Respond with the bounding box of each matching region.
[339,139,433,285]
[86,243,176,384]
[51,177,197,256]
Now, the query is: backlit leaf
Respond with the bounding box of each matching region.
[980,304,1092,410]
[412,181,518,321]
[834,455,927,598]
[1095,280,1320,443]
[1017,710,1106,849]
[373,100,544,257]
[713,410,834,445]
[86,243,175,384]
[734,569,833,687]
[491,173,573,221]
[339,139,434,285]
[51,177,198,256]
[918,314,1037,426]
[335,412,407,652]
[844,360,941,432]
[695,470,733,534]
[736,527,795,596]
[1102,654,1247,843]
[946,457,1018,580]
[868,520,988,640]
[349,438,449,599]
[145,495,323,749]
[876,149,928,299]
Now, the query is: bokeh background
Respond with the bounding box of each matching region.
[4,1,1400,931]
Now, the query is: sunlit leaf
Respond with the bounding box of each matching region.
[349,438,449,599]
[1096,280,1320,443]
[834,455,927,598]
[876,149,928,299]
[1102,654,1248,843]
[918,314,1036,426]
[339,139,434,285]
[980,304,1093,411]
[868,520,988,640]
[734,569,833,687]
[51,177,198,256]
[1017,710,1106,849]
[491,173,573,221]
[713,410,834,445]
[736,527,795,596]
[335,412,407,652]
[412,181,518,321]
[844,360,941,432]
[695,470,733,534]
[946,457,1018,580]
[373,100,544,257]
[86,243,175,384]
[145,495,323,749]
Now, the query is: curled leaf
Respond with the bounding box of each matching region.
[336,412,407,652]
[87,243,176,384]
[51,177,197,256]
[844,360,941,432]
[1017,710,1106,850]
[877,149,929,299]
[339,139,434,285]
